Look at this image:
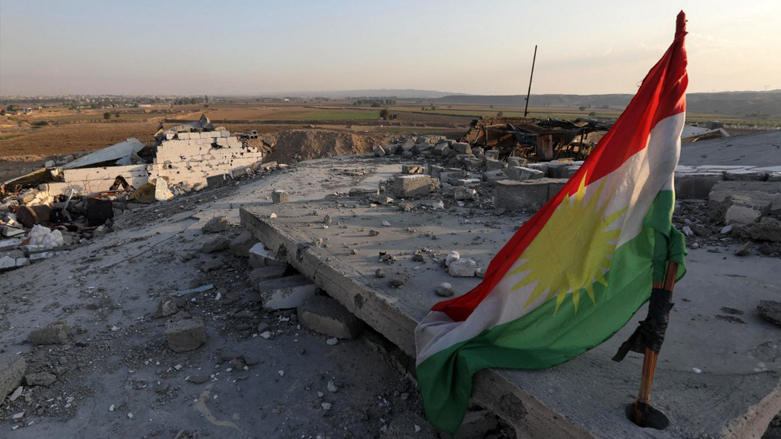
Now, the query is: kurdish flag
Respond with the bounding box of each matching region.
[415,12,690,434]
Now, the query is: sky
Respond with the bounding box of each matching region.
[1,0,779,96]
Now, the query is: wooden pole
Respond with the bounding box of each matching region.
[632,260,679,425]
[524,45,537,118]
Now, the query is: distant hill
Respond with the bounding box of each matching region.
[435,90,781,118]
[259,89,465,99]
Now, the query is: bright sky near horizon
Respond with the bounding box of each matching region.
[1,0,779,96]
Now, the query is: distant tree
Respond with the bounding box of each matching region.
[588,111,597,117]
[421,107,426,111]
[113,111,120,118]
[497,111,503,118]
[430,105,437,111]
[578,106,586,111]
[0,109,5,116]
[103,112,111,120]
[379,108,392,120]
[371,102,381,107]
[490,105,494,108]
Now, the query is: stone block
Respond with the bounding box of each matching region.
[485,159,506,171]
[203,215,229,233]
[482,169,509,185]
[505,166,545,181]
[725,202,767,225]
[297,295,365,339]
[454,187,477,201]
[392,175,437,198]
[27,321,71,345]
[452,178,481,187]
[272,190,289,204]
[399,139,415,153]
[0,355,26,404]
[526,162,549,176]
[257,275,317,310]
[452,142,472,154]
[25,372,56,387]
[484,150,499,160]
[373,145,386,157]
[433,142,449,156]
[165,319,207,352]
[249,243,288,268]
[428,164,445,179]
[675,172,723,199]
[508,157,529,168]
[494,178,567,211]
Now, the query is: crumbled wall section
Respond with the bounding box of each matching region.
[149,131,263,186]
[44,165,149,196]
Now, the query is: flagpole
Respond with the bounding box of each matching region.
[632,260,678,427]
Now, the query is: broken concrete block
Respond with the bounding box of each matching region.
[249,266,289,290]
[454,187,477,201]
[482,169,510,185]
[154,296,181,318]
[201,236,229,253]
[373,145,386,157]
[757,300,781,327]
[725,204,766,225]
[508,157,529,168]
[494,178,567,211]
[165,319,207,352]
[505,166,545,181]
[27,321,72,345]
[448,258,477,277]
[485,159,506,171]
[484,150,499,160]
[248,243,287,268]
[272,190,289,204]
[257,275,317,310]
[297,295,365,339]
[229,230,258,258]
[24,372,56,387]
[452,142,472,154]
[392,175,437,198]
[433,142,449,156]
[735,217,781,242]
[203,215,229,233]
[0,355,26,404]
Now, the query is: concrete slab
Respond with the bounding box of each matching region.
[241,200,781,439]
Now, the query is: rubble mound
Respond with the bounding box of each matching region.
[262,129,383,164]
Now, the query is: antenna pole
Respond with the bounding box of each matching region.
[524,45,537,117]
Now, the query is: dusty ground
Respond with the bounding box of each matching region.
[0,160,514,439]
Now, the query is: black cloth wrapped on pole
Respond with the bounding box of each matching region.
[612,288,674,362]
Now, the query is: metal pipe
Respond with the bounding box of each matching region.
[524,45,538,117]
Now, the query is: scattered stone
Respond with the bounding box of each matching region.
[165,319,208,352]
[327,381,338,393]
[448,258,477,277]
[27,321,72,345]
[248,243,287,268]
[757,300,781,327]
[475,267,486,278]
[735,242,753,256]
[187,374,210,384]
[201,236,229,253]
[445,251,460,267]
[454,187,477,201]
[325,337,338,346]
[24,372,56,387]
[392,175,437,198]
[321,402,332,411]
[201,258,225,272]
[272,190,290,204]
[9,386,23,402]
[249,266,289,290]
[375,268,386,278]
[0,355,26,404]
[203,215,229,233]
[435,282,454,297]
[735,217,781,242]
[369,229,380,236]
[720,225,733,234]
[298,296,365,339]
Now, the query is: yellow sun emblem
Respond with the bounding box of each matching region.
[508,175,626,313]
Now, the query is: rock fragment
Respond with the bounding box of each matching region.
[24,372,56,387]
[203,215,229,233]
[0,355,26,404]
[272,190,289,204]
[757,300,781,327]
[448,258,477,277]
[27,321,72,345]
[201,237,229,253]
[165,319,208,352]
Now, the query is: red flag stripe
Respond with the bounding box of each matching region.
[432,12,688,322]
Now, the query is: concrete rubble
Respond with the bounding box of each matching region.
[1,124,780,438]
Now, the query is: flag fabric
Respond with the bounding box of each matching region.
[414,12,690,435]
